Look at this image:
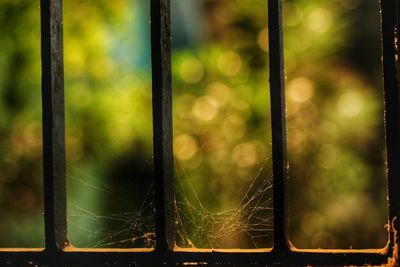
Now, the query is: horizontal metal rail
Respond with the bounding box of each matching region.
[0,248,390,266]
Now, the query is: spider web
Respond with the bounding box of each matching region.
[67,156,273,249]
[175,156,273,248]
[68,184,156,248]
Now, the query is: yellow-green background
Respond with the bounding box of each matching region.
[0,0,387,249]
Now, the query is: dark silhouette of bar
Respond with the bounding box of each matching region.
[40,0,68,255]
[151,0,175,254]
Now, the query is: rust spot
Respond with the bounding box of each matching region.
[387,217,399,266]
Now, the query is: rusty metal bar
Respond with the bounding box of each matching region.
[268,0,290,255]
[40,0,68,252]
[151,0,175,253]
[381,0,400,260]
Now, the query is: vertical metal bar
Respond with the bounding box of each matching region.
[268,0,290,255]
[382,0,400,260]
[151,0,175,252]
[40,0,68,252]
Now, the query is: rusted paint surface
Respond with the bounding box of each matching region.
[381,0,400,261]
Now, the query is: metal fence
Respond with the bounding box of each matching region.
[0,0,399,265]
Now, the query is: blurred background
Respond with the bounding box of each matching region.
[0,0,387,249]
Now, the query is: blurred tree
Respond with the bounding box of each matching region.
[0,1,43,247]
[0,0,388,250]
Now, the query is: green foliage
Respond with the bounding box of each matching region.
[0,1,43,247]
[0,0,387,249]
